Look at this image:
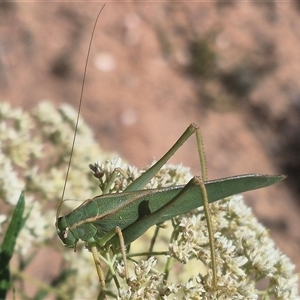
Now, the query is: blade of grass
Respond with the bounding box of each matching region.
[0,192,27,299]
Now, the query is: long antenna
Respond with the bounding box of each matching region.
[57,4,106,222]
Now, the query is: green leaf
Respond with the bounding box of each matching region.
[0,192,26,299]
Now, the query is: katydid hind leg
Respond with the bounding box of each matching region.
[197,177,217,288]
[194,128,217,288]
[121,124,217,286]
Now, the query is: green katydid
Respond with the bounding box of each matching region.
[56,123,284,291]
[56,5,286,298]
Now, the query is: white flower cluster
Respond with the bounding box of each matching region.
[89,157,140,194]
[144,162,192,189]
[118,257,166,299]
[0,101,112,298]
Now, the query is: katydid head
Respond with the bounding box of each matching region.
[57,216,78,248]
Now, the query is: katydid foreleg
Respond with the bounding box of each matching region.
[91,243,106,291]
